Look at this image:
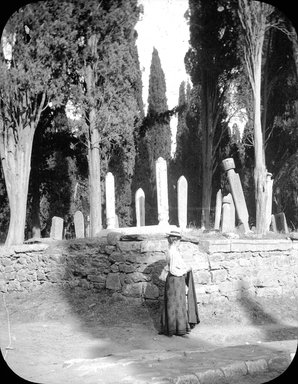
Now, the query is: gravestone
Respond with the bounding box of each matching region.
[222,158,249,233]
[50,216,64,240]
[177,176,188,229]
[74,210,84,238]
[221,194,235,233]
[135,188,145,227]
[214,189,222,230]
[274,212,289,233]
[271,214,277,232]
[155,157,169,226]
[265,173,273,232]
[230,193,235,230]
[86,215,90,238]
[115,214,119,229]
[105,172,116,229]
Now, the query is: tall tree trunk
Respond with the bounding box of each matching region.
[87,109,102,237]
[201,155,213,229]
[200,87,214,229]
[253,43,267,235]
[0,125,34,245]
[85,34,102,237]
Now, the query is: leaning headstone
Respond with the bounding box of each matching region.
[222,158,249,233]
[221,194,235,233]
[50,216,64,240]
[265,173,273,232]
[155,157,169,226]
[274,212,289,233]
[177,176,188,229]
[74,210,84,238]
[214,189,222,230]
[135,188,145,227]
[105,172,116,229]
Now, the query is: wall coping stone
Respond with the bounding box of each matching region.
[0,237,296,257]
[200,239,293,253]
[0,243,49,257]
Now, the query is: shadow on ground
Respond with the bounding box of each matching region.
[236,280,298,343]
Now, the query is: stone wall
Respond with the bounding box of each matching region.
[1,237,298,307]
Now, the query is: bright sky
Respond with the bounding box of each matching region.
[135,0,190,154]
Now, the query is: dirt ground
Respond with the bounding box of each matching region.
[0,285,297,384]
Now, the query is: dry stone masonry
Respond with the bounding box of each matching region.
[1,237,298,310]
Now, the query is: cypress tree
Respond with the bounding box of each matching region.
[147,47,171,203]
[133,47,172,225]
[175,81,188,170]
[146,47,171,161]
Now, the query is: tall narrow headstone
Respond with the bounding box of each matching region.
[274,212,289,233]
[271,214,277,232]
[177,176,188,229]
[86,215,90,238]
[105,172,116,229]
[265,173,273,232]
[74,210,85,238]
[221,194,235,233]
[115,214,119,229]
[50,216,64,240]
[222,158,249,233]
[214,189,222,230]
[155,157,169,226]
[135,188,145,227]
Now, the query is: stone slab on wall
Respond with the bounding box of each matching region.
[200,239,293,253]
[1,238,298,310]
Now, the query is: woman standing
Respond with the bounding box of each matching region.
[160,230,200,336]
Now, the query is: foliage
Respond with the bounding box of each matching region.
[273,151,298,229]
[0,0,74,119]
[66,0,142,230]
[169,82,201,225]
[185,0,240,227]
[146,47,171,163]
[0,0,143,238]
[134,47,171,224]
[27,107,88,238]
[67,0,142,156]
[0,0,78,244]
[263,29,298,174]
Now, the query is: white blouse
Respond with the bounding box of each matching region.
[168,244,188,277]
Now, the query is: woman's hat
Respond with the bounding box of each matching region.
[166,230,181,238]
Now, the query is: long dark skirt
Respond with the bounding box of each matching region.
[160,273,191,336]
